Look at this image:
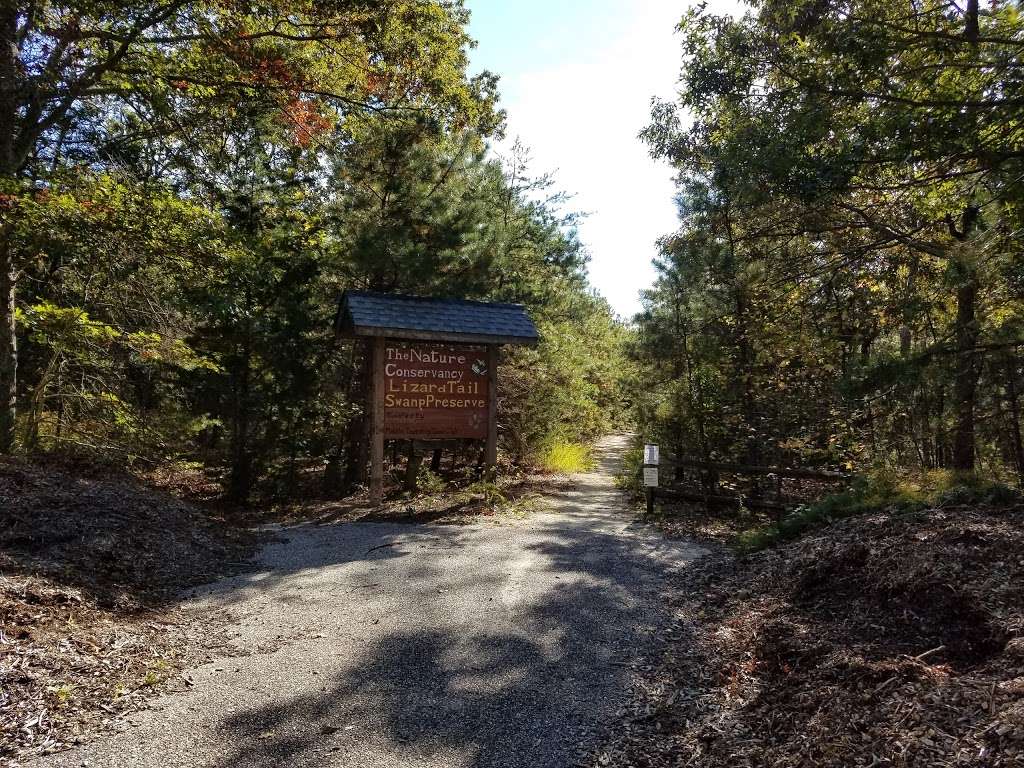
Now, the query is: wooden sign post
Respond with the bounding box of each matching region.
[643,443,659,515]
[485,345,499,478]
[370,337,386,506]
[336,291,538,507]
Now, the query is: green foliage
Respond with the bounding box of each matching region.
[9,174,228,459]
[416,466,448,496]
[737,471,1023,551]
[465,480,507,509]
[539,442,594,474]
[50,685,74,705]
[634,0,1024,493]
[503,290,630,464]
[2,3,629,499]
[615,442,645,493]
[141,671,162,688]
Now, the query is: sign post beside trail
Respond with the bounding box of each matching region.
[644,443,659,465]
[643,443,659,515]
[337,291,538,506]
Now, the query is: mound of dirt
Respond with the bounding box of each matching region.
[589,503,1024,767]
[0,459,256,763]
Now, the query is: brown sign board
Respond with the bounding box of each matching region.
[383,342,489,439]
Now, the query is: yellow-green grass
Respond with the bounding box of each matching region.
[540,442,594,473]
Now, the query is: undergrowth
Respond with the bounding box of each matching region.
[539,441,594,473]
[616,443,644,492]
[736,469,1022,551]
[416,466,447,496]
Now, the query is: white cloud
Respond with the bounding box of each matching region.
[489,4,684,319]
[477,1,746,318]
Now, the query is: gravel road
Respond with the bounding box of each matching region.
[33,435,704,768]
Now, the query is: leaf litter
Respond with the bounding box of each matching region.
[584,503,1024,767]
[0,457,256,765]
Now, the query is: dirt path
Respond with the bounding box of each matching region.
[32,435,704,768]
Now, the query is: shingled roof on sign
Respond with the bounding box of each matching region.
[338,291,539,345]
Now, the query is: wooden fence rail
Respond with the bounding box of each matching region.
[642,445,852,518]
[659,455,850,482]
[652,485,789,511]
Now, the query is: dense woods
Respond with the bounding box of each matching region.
[0,1,626,500]
[635,0,1024,488]
[602,9,1024,766]
[4,0,1022,499]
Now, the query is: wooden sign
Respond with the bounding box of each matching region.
[382,342,490,439]
[342,291,535,505]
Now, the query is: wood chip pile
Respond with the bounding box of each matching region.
[0,459,254,764]
[588,504,1024,767]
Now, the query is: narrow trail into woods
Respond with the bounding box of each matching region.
[32,435,704,768]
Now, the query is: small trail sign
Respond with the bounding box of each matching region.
[643,442,659,466]
[642,443,659,514]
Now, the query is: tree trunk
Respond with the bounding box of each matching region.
[965,0,979,44]
[323,450,343,493]
[950,11,982,474]
[228,316,254,503]
[677,303,716,493]
[670,290,686,481]
[723,202,759,468]
[0,249,14,452]
[951,278,979,473]
[323,344,360,495]
[735,290,761,476]
[341,345,373,493]
[0,6,18,454]
[1005,356,1024,487]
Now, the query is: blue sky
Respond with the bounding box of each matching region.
[465,1,695,319]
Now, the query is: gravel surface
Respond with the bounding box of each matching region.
[28,435,704,768]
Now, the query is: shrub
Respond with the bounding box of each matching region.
[539,442,594,473]
[616,441,644,492]
[465,480,507,508]
[416,466,447,496]
[736,470,1022,552]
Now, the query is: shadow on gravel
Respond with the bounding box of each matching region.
[215,630,568,767]
[196,525,476,611]
[202,442,684,768]
[200,439,646,607]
